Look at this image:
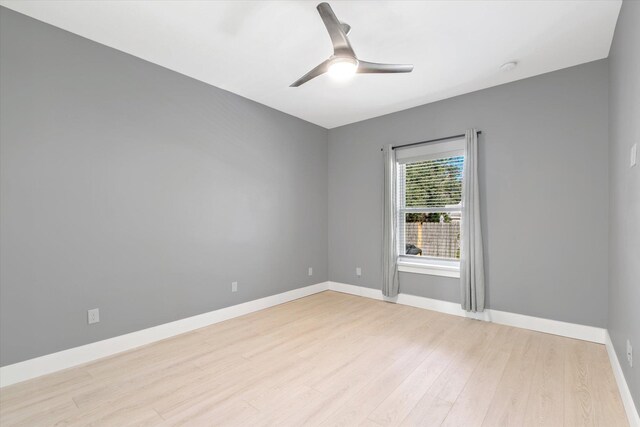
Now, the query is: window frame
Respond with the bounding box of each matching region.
[395,138,465,278]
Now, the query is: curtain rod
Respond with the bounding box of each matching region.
[391,131,482,150]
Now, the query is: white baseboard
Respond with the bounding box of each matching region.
[327,281,606,343]
[605,331,640,427]
[0,282,330,388]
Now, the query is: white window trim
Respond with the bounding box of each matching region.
[395,139,465,164]
[398,257,460,278]
[395,137,464,279]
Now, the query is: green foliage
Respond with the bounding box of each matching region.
[406,212,451,223]
[404,156,463,224]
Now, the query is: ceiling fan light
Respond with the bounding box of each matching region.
[328,58,358,80]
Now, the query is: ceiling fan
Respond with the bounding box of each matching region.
[290,2,413,87]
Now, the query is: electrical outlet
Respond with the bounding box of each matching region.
[356,267,362,277]
[231,281,238,292]
[631,143,637,167]
[627,339,633,367]
[308,267,313,276]
[88,308,100,325]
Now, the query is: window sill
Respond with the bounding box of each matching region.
[397,260,460,278]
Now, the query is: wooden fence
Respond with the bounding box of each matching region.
[405,221,460,259]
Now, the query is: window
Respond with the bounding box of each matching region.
[396,138,465,277]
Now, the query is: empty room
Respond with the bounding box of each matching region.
[0,0,638,426]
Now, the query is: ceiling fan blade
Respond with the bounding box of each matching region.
[357,61,414,74]
[317,2,355,57]
[290,59,331,87]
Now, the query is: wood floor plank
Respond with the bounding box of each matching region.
[481,330,541,426]
[439,325,516,427]
[319,317,476,427]
[564,338,597,426]
[0,291,627,427]
[366,334,463,426]
[523,333,566,427]
[390,317,500,427]
[399,393,453,427]
[369,346,453,425]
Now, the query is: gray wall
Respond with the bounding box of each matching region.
[608,0,640,409]
[328,59,610,328]
[0,7,328,366]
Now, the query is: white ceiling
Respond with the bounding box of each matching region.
[1,1,621,129]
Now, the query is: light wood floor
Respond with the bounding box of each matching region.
[0,291,628,426]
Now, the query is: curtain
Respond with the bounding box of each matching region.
[382,145,399,297]
[460,129,485,312]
